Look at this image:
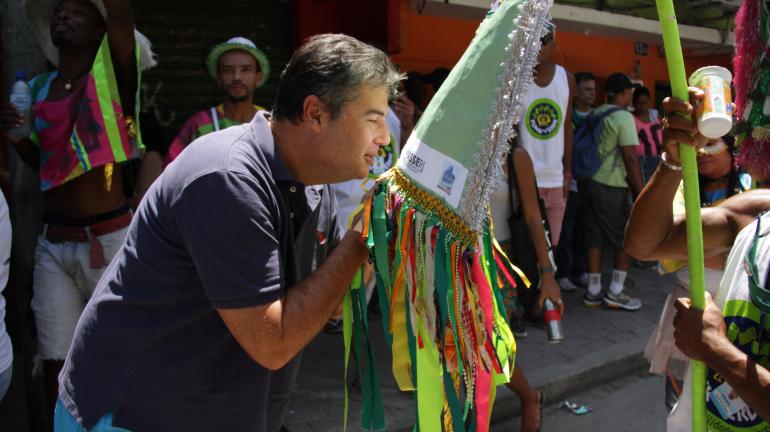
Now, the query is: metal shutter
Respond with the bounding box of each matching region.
[133,0,291,137]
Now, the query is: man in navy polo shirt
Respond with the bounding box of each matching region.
[55,34,403,432]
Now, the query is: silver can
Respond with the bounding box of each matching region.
[543,299,564,343]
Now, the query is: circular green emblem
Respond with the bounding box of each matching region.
[525,98,563,140]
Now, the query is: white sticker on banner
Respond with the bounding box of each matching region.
[397,135,468,209]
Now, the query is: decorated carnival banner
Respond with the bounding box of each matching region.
[343,0,554,431]
[734,0,770,182]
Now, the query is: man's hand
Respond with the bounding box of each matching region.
[537,273,564,315]
[673,294,729,364]
[1,103,24,144]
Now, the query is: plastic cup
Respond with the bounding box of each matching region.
[688,66,733,139]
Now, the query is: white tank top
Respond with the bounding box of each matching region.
[518,65,570,188]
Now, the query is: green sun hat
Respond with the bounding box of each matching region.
[206,36,270,87]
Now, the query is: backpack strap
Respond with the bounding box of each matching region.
[597,106,622,121]
[598,106,625,164]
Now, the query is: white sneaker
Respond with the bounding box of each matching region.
[557,277,577,292]
[604,290,642,311]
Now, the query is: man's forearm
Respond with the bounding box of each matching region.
[103,0,133,20]
[624,164,682,259]
[103,0,137,97]
[268,231,367,364]
[622,153,644,198]
[708,340,770,423]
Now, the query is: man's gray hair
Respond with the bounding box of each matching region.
[272,34,404,122]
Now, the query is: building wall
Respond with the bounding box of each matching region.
[390,5,732,106]
[133,0,292,135]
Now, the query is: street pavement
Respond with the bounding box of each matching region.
[0,259,676,432]
[285,262,676,431]
[491,371,667,431]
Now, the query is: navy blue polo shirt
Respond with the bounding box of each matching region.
[59,112,339,431]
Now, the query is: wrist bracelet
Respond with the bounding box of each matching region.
[539,264,555,274]
[660,152,682,172]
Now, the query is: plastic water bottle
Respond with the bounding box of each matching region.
[8,71,31,142]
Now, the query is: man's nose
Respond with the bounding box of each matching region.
[55,8,69,20]
[375,123,390,147]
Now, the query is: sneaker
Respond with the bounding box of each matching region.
[510,318,528,338]
[574,273,589,288]
[582,290,603,307]
[558,277,577,293]
[604,290,643,311]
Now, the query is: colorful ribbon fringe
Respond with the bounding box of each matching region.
[344,169,518,431]
[734,0,770,179]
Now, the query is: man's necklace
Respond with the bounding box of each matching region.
[59,70,89,91]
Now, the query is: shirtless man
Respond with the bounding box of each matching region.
[1,0,150,411]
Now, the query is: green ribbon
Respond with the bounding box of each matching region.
[343,282,353,432]
[351,267,386,430]
[416,324,443,432]
[371,187,393,346]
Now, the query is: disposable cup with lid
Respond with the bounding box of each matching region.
[688,66,733,139]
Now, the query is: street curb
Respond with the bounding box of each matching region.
[391,334,650,431]
[490,334,650,425]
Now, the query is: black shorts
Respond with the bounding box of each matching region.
[579,179,632,250]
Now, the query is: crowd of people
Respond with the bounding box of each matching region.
[0,0,768,431]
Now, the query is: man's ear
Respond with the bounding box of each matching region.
[302,95,325,133]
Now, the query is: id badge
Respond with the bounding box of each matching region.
[711,381,748,419]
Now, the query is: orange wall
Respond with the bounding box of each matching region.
[390,10,478,73]
[391,5,731,105]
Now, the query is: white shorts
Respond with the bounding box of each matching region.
[30,227,127,360]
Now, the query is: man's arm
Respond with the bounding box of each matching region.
[102,0,137,98]
[218,231,367,370]
[511,148,563,313]
[176,171,368,371]
[674,296,770,422]
[620,145,643,199]
[562,71,575,199]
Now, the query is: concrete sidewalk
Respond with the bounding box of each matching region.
[285,264,675,431]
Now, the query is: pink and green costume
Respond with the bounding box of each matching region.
[164,104,265,165]
[29,35,144,192]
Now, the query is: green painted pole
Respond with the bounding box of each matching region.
[655,1,707,430]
